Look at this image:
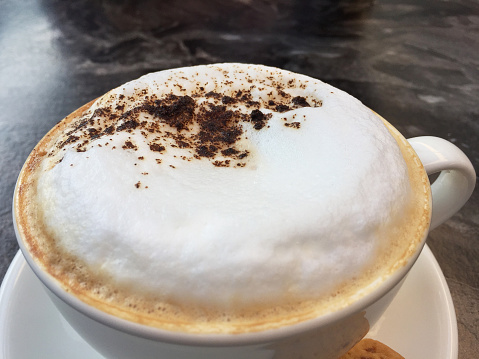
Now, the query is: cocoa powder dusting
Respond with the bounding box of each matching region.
[142,95,195,131]
[250,109,269,130]
[292,96,310,107]
[52,85,322,167]
[122,141,137,150]
[285,122,301,129]
[149,143,166,152]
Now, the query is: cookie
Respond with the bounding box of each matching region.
[340,338,405,359]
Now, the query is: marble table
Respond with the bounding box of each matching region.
[0,0,477,357]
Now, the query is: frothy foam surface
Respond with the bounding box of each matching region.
[16,64,429,333]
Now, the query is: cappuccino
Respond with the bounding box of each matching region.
[14,64,430,334]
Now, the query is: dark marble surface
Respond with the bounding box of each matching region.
[0,0,478,357]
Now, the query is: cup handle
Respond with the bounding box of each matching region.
[407,136,476,230]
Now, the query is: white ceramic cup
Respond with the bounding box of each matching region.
[14,131,475,359]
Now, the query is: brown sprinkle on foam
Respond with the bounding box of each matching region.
[48,80,324,190]
[285,122,301,129]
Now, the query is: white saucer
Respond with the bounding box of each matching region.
[0,246,458,359]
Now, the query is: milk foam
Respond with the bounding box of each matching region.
[35,64,411,311]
